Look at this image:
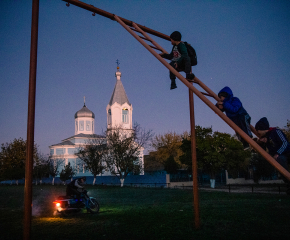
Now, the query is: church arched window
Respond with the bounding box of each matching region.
[122,108,128,123]
[79,121,84,131]
[86,121,90,131]
[108,109,112,125]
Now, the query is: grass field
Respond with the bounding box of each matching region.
[0,185,290,240]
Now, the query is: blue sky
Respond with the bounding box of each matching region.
[1,0,289,155]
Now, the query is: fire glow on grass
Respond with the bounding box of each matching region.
[38,217,72,222]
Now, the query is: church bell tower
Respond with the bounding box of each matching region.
[106,64,133,131]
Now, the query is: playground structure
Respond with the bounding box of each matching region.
[24,0,290,239]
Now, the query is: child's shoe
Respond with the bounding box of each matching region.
[170,79,177,90]
[170,83,177,90]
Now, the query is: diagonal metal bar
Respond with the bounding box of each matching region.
[132,22,168,54]
[64,0,260,137]
[200,91,214,98]
[62,0,170,40]
[113,14,290,182]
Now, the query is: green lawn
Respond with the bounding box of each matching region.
[0,185,289,240]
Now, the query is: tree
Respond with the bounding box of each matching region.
[282,119,290,140]
[48,157,64,185]
[33,154,50,185]
[59,162,75,184]
[150,132,188,172]
[163,155,180,174]
[179,126,212,173]
[75,137,107,185]
[250,153,275,183]
[143,153,164,173]
[105,123,153,187]
[0,138,39,184]
[179,126,251,187]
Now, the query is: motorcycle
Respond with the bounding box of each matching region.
[53,191,99,215]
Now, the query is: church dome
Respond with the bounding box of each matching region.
[75,104,95,119]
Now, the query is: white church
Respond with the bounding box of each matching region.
[49,66,143,177]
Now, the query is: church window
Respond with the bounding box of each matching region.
[86,121,91,131]
[50,149,54,155]
[75,121,78,131]
[68,148,75,155]
[79,121,84,131]
[108,109,112,125]
[122,108,128,123]
[56,148,64,155]
[92,121,94,132]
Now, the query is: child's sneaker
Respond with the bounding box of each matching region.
[170,83,177,90]
[170,79,177,90]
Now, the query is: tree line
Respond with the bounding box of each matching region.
[0,124,152,186]
[1,120,289,185]
[147,120,290,183]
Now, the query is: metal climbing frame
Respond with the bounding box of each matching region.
[24,0,290,238]
[62,0,290,190]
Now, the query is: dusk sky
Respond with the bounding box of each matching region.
[1,0,289,155]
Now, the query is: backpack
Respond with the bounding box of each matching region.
[184,42,197,66]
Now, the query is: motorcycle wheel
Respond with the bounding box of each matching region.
[88,198,99,213]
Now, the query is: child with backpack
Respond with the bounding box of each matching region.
[216,86,253,149]
[160,31,196,90]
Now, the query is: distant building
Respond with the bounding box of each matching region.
[49,66,144,177]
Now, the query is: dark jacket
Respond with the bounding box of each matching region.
[218,86,248,118]
[67,178,84,191]
[265,127,290,156]
[162,42,188,65]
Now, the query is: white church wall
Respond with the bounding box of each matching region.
[112,106,121,126]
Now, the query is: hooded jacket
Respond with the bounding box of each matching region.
[218,86,248,118]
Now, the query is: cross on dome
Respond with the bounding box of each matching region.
[116,59,120,69]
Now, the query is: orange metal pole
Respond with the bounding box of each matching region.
[189,85,200,229]
[113,14,290,181]
[24,0,39,239]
